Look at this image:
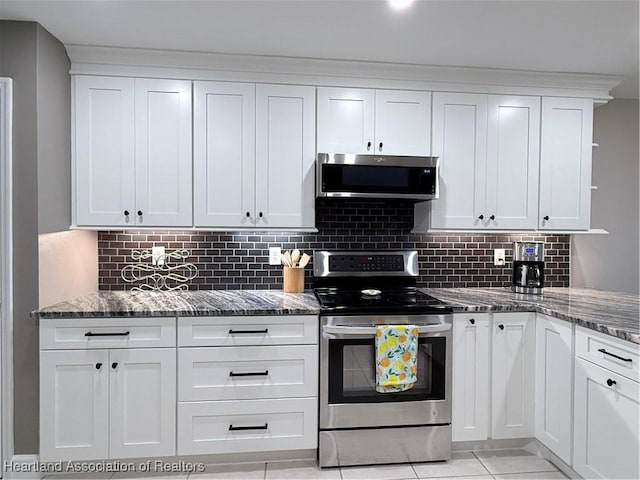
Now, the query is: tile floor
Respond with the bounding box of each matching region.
[42,450,568,480]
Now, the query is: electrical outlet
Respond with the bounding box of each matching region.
[494,248,506,266]
[152,246,165,266]
[269,246,282,266]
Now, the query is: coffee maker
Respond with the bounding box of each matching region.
[512,242,545,294]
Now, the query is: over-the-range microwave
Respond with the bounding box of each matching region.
[316,153,440,200]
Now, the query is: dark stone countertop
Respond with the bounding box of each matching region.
[35,290,321,318]
[422,287,640,345]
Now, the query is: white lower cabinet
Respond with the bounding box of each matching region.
[573,328,640,480]
[534,314,573,464]
[40,347,176,461]
[452,313,490,441]
[491,312,535,439]
[177,315,319,456]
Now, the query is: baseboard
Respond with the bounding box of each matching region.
[4,455,41,480]
[452,438,538,453]
[535,441,581,479]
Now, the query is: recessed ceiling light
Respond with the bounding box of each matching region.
[389,0,415,10]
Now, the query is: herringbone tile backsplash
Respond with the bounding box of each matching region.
[98,199,570,290]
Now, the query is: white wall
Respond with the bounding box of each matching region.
[39,230,98,308]
[571,98,639,293]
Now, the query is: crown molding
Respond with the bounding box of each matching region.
[66,45,621,102]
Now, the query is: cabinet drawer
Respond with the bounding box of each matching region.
[40,317,176,350]
[177,397,318,455]
[178,345,318,401]
[576,326,639,382]
[178,315,318,346]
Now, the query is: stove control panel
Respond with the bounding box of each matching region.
[329,254,405,272]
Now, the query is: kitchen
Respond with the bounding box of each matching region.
[0,1,638,479]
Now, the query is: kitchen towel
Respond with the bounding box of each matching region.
[375,324,418,393]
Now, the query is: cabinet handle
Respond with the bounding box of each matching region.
[367,141,372,151]
[259,212,263,218]
[137,210,143,216]
[124,210,130,217]
[606,378,617,387]
[379,142,383,151]
[229,423,268,431]
[478,214,484,220]
[490,215,495,220]
[543,215,550,221]
[95,362,103,370]
[111,362,118,369]
[498,324,504,330]
[598,348,632,362]
[469,318,475,325]
[246,211,251,218]
[229,370,269,377]
[85,331,130,337]
[228,329,269,335]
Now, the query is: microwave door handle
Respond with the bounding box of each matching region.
[323,324,451,336]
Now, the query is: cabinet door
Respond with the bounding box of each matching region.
[535,314,573,464]
[485,96,540,230]
[194,81,255,227]
[452,314,490,442]
[134,79,192,226]
[40,350,109,461]
[255,84,315,228]
[573,357,639,479]
[430,93,488,229]
[374,90,431,155]
[539,97,593,230]
[109,348,176,458]
[75,76,135,226]
[491,312,535,439]
[317,87,375,154]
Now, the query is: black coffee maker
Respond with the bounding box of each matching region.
[512,242,545,294]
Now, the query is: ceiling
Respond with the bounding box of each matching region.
[1,0,638,98]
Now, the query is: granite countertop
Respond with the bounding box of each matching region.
[35,290,321,318]
[422,287,640,345]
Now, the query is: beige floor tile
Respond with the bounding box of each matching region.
[340,463,417,480]
[188,463,266,480]
[417,477,492,480]
[412,452,490,478]
[265,460,340,480]
[493,472,568,479]
[473,450,557,475]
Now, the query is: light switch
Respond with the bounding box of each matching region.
[494,248,506,266]
[269,246,282,266]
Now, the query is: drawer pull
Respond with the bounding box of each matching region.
[228,329,269,335]
[228,423,268,431]
[598,348,632,362]
[229,370,269,377]
[607,378,617,387]
[498,324,504,330]
[469,318,475,325]
[85,331,130,337]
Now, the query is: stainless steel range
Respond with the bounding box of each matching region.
[313,251,453,467]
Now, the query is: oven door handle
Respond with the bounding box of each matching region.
[322,324,451,336]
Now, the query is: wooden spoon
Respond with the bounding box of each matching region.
[291,249,301,267]
[282,251,292,267]
[299,253,311,268]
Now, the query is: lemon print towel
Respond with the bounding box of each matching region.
[375,324,418,393]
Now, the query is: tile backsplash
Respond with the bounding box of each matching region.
[98,199,570,291]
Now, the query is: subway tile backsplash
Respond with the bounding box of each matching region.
[98,199,570,290]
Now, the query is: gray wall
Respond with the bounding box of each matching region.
[572,98,640,293]
[0,20,71,454]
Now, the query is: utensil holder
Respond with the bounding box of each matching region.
[283,267,305,293]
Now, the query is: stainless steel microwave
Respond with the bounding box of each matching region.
[316,153,440,200]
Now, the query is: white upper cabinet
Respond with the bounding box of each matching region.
[430,93,488,229]
[134,79,192,227]
[193,81,256,227]
[485,96,540,230]
[430,93,540,230]
[75,76,135,227]
[74,76,192,227]
[539,97,594,230]
[255,84,316,228]
[194,82,316,229]
[317,87,431,155]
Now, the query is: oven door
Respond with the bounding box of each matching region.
[320,315,452,429]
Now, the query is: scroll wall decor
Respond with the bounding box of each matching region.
[121,248,198,293]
